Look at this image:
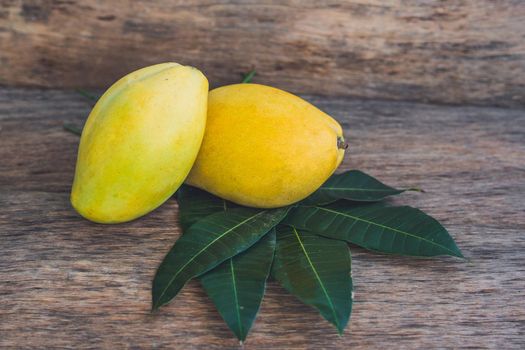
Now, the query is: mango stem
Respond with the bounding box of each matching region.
[337,136,348,150]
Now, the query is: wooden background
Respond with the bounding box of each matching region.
[1,89,524,349]
[1,1,525,349]
[1,0,524,107]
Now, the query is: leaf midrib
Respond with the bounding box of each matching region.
[317,187,397,192]
[311,206,459,256]
[154,210,266,308]
[230,259,243,339]
[291,226,340,331]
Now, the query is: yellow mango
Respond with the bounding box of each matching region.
[71,63,208,223]
[186,83,346,208]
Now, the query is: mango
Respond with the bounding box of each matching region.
[71,63,208,223]
[186,83,346,208]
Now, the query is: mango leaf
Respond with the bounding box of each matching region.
[152,207,288,311]
[284,203,463,258]
[272,225,352,334]
[304,170,422,205]
[241,70,256,83]
[75,88,100,102]
[177,185,239,231]
[63,123,82,136]
[200,229,276,341]
[178,185,277,340]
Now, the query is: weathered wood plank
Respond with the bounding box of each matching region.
[1,1,524,107]
[1,88,524,348]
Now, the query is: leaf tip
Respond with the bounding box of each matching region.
[151,297,163,313]
[241,70,256,83]
[327,314,347,336]
[448,241,465,259]
[75,88,98,102]
[150,303,159,313]
[233,330,248,343]
[454,249,465,260]
[334,317,350,336]
[63,123,82,136]
[408,187,425,193]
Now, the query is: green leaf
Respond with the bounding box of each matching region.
[284,203,463,258]
[304,170,422,205]
[241,70,256,83]
[272,225,352,334]
[176,185,238,231]
[200,229,276,341]
[152,207,288,311]
[63,123,83,136]
[75,88,99,102]
[178,186,277,340]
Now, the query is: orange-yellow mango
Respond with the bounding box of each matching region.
[186,83,346,208]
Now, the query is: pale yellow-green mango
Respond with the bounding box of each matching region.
[186,83,346,208]
[71,63,208,223]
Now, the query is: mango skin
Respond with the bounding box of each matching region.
[186,83,346,208]
[71,63,208,223]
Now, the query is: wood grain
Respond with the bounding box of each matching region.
[1,1,524,107]
[1,88,524,349]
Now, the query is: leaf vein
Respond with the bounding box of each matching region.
[230,259,243,338]
[291,226,339,330]
[154,211,266,308]
[312,206,459,256]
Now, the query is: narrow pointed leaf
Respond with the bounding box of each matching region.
[284,203,463,258]
[201,229,276,341]
[272,225,352,334]
[177,185,238,231]
[304,170,421,205]
[75,88,100,102]
[63,123,83,136]
[241,70,256,83]
[178,186,278,340]
[152,207,288,310]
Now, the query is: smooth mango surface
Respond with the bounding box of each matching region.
[71,63,208,223]
[186,83,346,208]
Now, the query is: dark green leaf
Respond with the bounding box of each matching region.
[272,225,352,334]
[177,186,278,340]
[176,185,239,231]
[75,88,99,102]
[63,123,83,136]
[304,170,422,205]
[284,203,463,258]
[241,70,256,83]
[152,207,288,311]
[201,229,276,341]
